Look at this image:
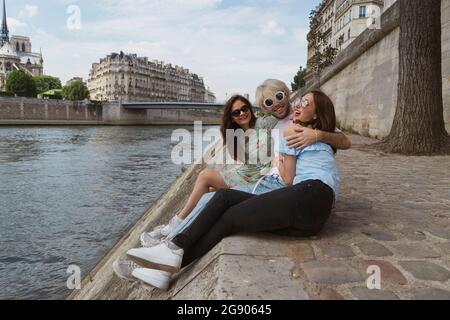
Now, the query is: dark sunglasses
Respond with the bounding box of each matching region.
[264,91,286,109]
[231,105,250,118]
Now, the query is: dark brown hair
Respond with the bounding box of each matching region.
[220,95,256,160]
[310,90,336,133]
[309,90,337,153]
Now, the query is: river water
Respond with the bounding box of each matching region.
[0,126,212,300]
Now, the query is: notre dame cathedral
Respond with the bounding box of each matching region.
[0,0,44,91]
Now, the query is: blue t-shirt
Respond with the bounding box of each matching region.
[279,138,340,197]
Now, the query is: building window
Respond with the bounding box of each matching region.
[22,43,26,52]
[16,43,20,51]
[359,6,367,18]
[348,28,351,40]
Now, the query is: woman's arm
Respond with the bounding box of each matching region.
[279,155,296,186]
[279,126,298,186]
[285,124,352,150]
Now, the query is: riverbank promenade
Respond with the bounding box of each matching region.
[69,134,450,300]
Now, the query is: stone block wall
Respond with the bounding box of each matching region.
[0,97,102,125]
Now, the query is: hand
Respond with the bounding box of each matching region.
[286,126,318,150]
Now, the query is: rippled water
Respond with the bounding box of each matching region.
[0,126,211,300]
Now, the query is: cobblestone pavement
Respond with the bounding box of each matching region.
[295,135,450,300]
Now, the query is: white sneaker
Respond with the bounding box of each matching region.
[160,216,183,237]
[148,225,165,239]
[127,242,184,274]
[112,258,140,282]
[140,232,164,248]
[132,268,172,291]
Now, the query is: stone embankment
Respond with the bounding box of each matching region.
[0,97,221,126]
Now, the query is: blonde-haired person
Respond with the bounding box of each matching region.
[255,79,351,151]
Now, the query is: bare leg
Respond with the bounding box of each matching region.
[178,169,229,220]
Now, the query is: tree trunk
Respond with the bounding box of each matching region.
[382,0,449,155]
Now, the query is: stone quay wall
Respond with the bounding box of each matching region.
[0,96,103,125]
[302,1,450,139]
[0,97,222,126]
[102,103,221,126]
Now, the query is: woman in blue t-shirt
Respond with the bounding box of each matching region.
[126,91,341,283]
[279,91,340,197]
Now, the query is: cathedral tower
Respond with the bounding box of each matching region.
[0,0,9,46]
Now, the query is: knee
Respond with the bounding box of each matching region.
[210,189,236,208]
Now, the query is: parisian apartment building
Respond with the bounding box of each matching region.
[307,0,395,63]
[87,51,211,103]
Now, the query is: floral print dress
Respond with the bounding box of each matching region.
[216,116,279,188]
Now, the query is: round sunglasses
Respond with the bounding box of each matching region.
[263,91,286,109]
[294,97,310,109]
[231,105,250,118]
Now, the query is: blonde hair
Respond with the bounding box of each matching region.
[255,79,291,108]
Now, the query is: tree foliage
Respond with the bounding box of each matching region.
[307,9,338,76]
[34,75,62,94]
[291,66,307,91]
[5,70,37,98]
[62,80,90,101]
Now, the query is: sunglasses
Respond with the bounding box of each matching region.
[263,91,286,109]
[294,97,310,109]
[231,105,250,118]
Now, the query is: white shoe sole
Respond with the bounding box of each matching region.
[126,252,181,274]
[132,269,171,291]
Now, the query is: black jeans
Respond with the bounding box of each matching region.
[172,180,335,267]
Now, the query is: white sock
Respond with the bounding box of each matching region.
[173,216,183,225]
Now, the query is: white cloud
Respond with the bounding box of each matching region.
[19,5,39,18]
[7,18,27,32]
[260,20,286,36]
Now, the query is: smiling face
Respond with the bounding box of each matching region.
[293,93,317,124]
[264,90,291,119]
[256,80,292,120]
[231,99,252,129]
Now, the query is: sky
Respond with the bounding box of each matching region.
[5,0,321,102]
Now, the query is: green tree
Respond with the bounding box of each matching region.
[291,66,307,91]
[33,75,62,94]
[62,80,90,101]
[307,9,338,87]
[5,70,37,98]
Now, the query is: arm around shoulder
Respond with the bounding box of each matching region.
[318,130,352,150]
